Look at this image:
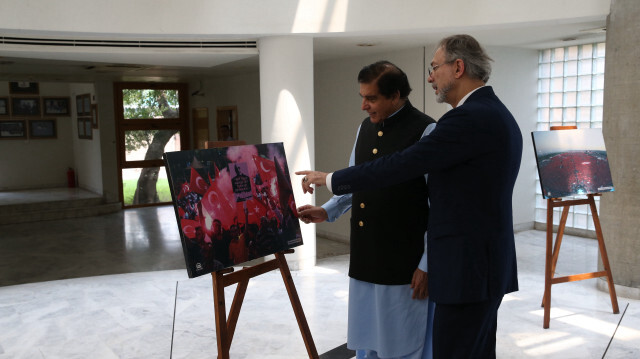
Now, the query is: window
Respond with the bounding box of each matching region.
[114,83,190,208]
[535,43,606,230]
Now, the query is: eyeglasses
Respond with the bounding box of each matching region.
[427,60,454,76]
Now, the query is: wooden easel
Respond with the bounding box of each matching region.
[211,249,319,359]
[540,126,619,328]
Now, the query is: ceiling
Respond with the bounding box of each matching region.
[0,19,607,83]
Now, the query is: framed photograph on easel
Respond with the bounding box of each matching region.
[163,142,303,278]
[532,128,614,199]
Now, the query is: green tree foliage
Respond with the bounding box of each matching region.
[123,89,179,152]
[122,89,180,205]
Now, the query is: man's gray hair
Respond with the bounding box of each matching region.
[439,34,493,83]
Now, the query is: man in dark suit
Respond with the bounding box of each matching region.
[298,34,523,358]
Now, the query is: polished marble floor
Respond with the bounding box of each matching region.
[0,193,639,358]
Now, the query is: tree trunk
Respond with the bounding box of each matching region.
[132,93,179,205]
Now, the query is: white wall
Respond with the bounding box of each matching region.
[0,82,75,190]
[204,72,262,146]
[486,46,539,231]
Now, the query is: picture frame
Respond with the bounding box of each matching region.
[91,104,99,129]
[76,93,91,116]
[78,117,92,139]
[163,142,303,278]
[0,120,27,139]
[11,97,41,117]
[9,82,39,95]
[28,119,57,139]
[532,128,614,198]
[43,97,71,116]
[0,98,9,117]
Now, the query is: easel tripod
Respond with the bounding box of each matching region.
[541,193,619,328]
[211,249,319,358]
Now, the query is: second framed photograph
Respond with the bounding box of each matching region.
[43,97,71,116]
[11,97,41,117]
[0,98,9,117]
[29,119,57,139]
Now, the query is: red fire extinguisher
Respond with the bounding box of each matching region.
[67,168,76,188]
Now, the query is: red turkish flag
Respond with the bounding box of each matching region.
[252,155,280,208]
[253,155,275,181]
[180,218,200,239]
[189,167,209,195]
[238,196,269,225]
[200,183,237,233]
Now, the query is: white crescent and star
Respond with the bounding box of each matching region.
[196,177,207,190]
[260,161,272,173]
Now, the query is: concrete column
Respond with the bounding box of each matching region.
[598,0,640,299]
[258,36,316,270]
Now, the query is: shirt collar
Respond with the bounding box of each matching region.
[456,85,485,107]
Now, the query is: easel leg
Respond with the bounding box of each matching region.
[212,271,231,359]
[226,279,249,344]
[543,199,553,329]
[542,205,569,307]
[275,252,319,359]
[589,195,620,314]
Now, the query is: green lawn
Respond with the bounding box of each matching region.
[122,178,173,206]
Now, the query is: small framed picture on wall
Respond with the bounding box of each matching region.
[0,98,9,117]
[78,117,92,140]
[11,97,41,117]
[29,119,57,139]
[43,97,71,116]
[9,82,39,95]
[76,93,91,116]
[0,120,27,139]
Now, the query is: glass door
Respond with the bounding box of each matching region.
[114,82,190,208]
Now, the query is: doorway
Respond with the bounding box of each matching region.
[216,106,238,141]
[114,82,190,208]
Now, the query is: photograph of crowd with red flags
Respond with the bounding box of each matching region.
[163,142,303,278]
[532,128,615,199]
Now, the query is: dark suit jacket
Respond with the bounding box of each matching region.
[332,86,523,304]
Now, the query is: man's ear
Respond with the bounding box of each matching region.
[453,59,465,79]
